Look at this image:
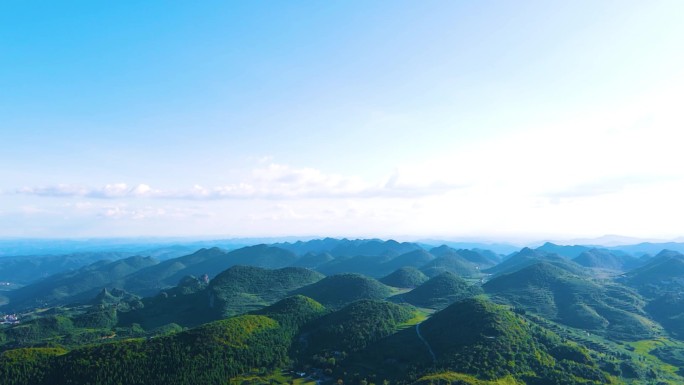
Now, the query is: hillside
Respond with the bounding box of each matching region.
[328,239,422,257]
[396,272,482,310]
[122,247,229,296]
[0,314,293,385]
[294,273,393,308]
[430,246,498,268]
[620,250,684,339]
[380,267,429,288]
[0,252,137,285]
[300,299,414,355]
[316,254,392,277]
[208,265,324,317]
[573,248,640,271]
[119,266,323,328]
[420,254,480,277]
[0,295,333,385]
[122,245,298,296]
[4,256,159,310]
[535,242,591,259]
[288,252,334,269]
[621,250,684,293]
[352,298,608,384]
[484,262,656,340]
[380,249,436,274]
[484,247,585,276]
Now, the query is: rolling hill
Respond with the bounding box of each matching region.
[430,246,498,268]
[209,265,324,317]
[315,255,392,277]
[294,273,393,308]
[380,267,429,288]
[122,245,298,296]
[351,298,608,384]
[4,256,159,310]
[288,252,334,269]
[484,247,585,277]
[419,254,480,277]
[379,249,436,274]
[535,242,591,259]
[621,250,684,293]
[484,262,657,340]
[572,248,640,271]
[395,272,482,310]
[299,299,414,355]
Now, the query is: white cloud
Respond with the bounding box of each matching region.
[17,183,162,199]
[14,163,463,201]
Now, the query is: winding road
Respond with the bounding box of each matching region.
[415,323,436,363]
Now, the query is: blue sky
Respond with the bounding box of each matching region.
[2,1,684,241]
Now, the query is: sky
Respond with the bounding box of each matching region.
[2,1,684,242]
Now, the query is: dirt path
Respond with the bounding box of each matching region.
[415,323,437,363]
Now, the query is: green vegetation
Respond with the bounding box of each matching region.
[381,267,430,288]
[396,272,482,310]
[6,256,158,310]
[1,315,292,385]
[301,300,414,356]
[485,248,585,277]
[4,240,684,385]
[420,255,480,278]
[572,249,639,271]
[289,252,334,269]
[430,246,499,268]
[294,273,393,308]
[210,265,324,317]
[413,372,522,385]
[351,298,610,385]
[484,262,657,340]
[0,347,67,385]
[380,250,436,274]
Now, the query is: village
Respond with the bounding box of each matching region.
[1,313,19,325]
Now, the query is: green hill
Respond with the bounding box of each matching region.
[300,299,414,356]
[122,245,298,297]
[274,238,422,258]
[352,298,608,384]
[0,252,136,285]
[420,254,479,277]
[622,251,684,338]
[253,295,327,332]
[484,262,657,340]
[329,239,422,258]
[430,246,498,268]
[117,275,212,329]
[122,247,228,296]
[1,314,292,385]
[0,294,331,385]
[484,247,585,277]
[316,255,392,277]
[294,273,393,308]
[535,242,591,259]
[395,272,482,310]
[120,266,323,328]
[621,250,684,293]
[208,265,324,317]
[645,293,684,338]
[380,250,436,275]
[573,248,640,271]
[288,252,335,269]
[380,267,429,288]
[222,244,298,268]
[5,256,159,310]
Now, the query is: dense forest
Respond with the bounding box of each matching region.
[2,238,684,385]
